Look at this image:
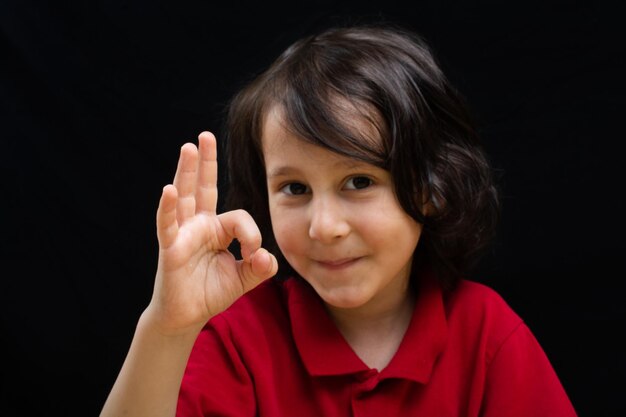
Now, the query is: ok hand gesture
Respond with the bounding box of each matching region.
[145,131,278,336]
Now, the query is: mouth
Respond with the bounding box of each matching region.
[314,257,362,270]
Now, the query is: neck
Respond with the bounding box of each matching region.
[326,290,414,335]
[325,279,416,370]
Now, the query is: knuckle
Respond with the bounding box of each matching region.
[233,208,251,219]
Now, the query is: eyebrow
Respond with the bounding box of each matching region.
[266,160,373,179]
[267,166,299,179]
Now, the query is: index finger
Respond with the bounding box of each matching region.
[195,131,218,214]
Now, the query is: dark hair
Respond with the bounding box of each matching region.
[224,24,499,289]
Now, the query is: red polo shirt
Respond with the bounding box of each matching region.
[177,274,576,416]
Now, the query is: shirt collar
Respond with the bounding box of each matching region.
[284,271,448,383]
[285,277,369,377]
[380,272,448,383]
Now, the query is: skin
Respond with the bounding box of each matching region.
[263,107,424,369]
[100,114,423,415]
[100,132,278,417]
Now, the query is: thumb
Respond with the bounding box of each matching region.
[238,248,278,293]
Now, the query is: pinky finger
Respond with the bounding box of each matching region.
[156,184,179,249]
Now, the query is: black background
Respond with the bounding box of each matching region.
[1,1,624,416]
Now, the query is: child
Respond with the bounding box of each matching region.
[100,24,577,416]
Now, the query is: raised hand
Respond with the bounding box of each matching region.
[145,131,278,336]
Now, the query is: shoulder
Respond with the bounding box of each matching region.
[443,279,524,360]
[188,278,290,370]
[179,280,286,415]
[445,279,520,321]
[209,277,288,334]
[449,281,579,414]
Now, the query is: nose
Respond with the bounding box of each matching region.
[308,194,351,243]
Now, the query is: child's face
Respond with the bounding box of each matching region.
[262,108,423,312]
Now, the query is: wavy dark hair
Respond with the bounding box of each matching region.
[224,24,499,290]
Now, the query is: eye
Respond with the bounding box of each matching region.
[344,176,373,190]
[280,182,309,195]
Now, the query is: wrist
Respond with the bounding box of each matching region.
[138,305,206,342]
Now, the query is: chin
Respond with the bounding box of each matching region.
[314,285,371,310]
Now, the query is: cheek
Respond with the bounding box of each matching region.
[269,206,306,255]
[359,209,423,252]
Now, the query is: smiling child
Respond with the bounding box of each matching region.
[100,24,577,417]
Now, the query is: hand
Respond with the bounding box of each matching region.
[145,131,278,336]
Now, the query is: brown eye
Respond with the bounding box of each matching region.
[345,176,373,190]
[281,183,309,195]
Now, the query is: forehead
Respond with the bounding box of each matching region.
[261,107,376,176]
[261,108,334,168]
[260,106,293,152]
[260,102,385,161]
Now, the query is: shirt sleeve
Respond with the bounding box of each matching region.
[480,322,577,417]
[176,315,256,417]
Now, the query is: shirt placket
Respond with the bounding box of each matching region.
[351,369,381,417]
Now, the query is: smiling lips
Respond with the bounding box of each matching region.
[314,257,362,270]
